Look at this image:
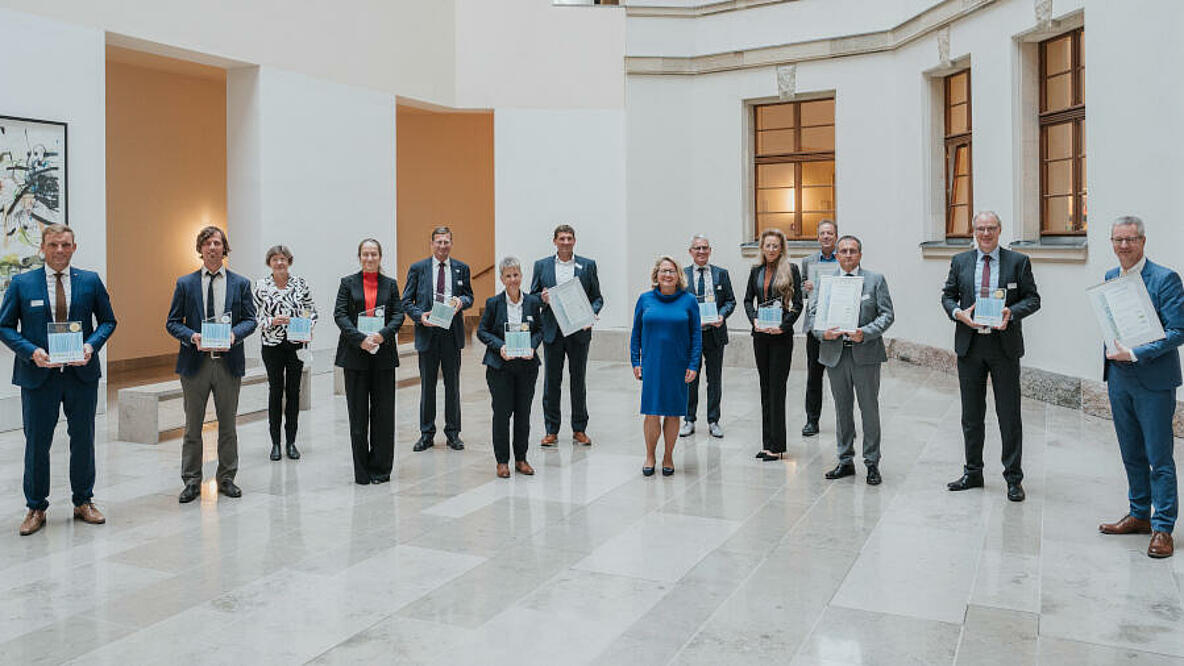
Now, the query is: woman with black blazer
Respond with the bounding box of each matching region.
[744,228,803,461]
[476,257,544,479]
[334,238,405,485]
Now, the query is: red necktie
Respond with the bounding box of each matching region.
[436,261,445,296]
[980,255,991,297]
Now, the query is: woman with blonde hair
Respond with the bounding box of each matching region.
[630,255,702,476]
[743,228,803,461]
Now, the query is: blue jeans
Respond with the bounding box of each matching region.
[1108,374,1178,533]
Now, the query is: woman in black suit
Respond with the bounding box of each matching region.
[744,228,803,461]
[334,238,405,485]
[477,257,544,479]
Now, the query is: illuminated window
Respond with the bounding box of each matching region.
[944,70,972,237]
[753,98,835,240]
[1039,28,1085,234]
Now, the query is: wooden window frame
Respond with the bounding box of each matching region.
[1039,28,1086,236]
[944,70,973,238]
[753,99,836,240]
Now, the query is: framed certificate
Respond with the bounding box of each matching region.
[47,321,84,364]
[549,278,597,337]
[504,322,532,358]
[1087,274,1166,353]
[973,290,1006,328]
[358,306,384,335]
[287,309,313,342]
[808,264,839,303]
[814,275,862,332]
[698,295,719,325]
[428,296,457,328]
[201,312,232,350]
[757,299,782,329]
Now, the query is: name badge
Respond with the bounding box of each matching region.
[861,294,871,301]
[31,299,44,307]
[1007,282,1017,289]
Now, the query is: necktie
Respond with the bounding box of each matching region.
[206,272,218,318]
[980,255,991,297]
[54,272,67,323]
[436,261,445,297]
[697,268,706,297]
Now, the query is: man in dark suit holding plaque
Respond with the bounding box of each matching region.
[531,224,604,447]
[941,211,1041,502]
[0,224,116,536]
[680,234,735,438]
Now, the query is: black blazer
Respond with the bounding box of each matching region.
[477,292,544,369]
[334,271,405,370]
[166,269,257,377]
[530,254,604,344]
[940,248,1041,359]
[401,257,474,351]
[684,263,736,348]
[743,263,803,340]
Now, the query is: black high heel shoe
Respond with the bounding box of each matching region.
[661,466,675,476]
[270,443,282,461]
[642,466,656,477]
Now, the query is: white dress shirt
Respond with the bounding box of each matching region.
[506,292,524,325]
[555,255,576,285]
[1121,256,1147,278]
[432,257,453,300]
[692,264,714,298]
[45,265,72,321]
[202,265,228,318]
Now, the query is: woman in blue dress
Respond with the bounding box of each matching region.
[630,256,702,476]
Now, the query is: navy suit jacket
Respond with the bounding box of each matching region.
[684,263,736,348]
[0,267,117,388]
[476,292,544,370]
[1103,259,1184,391]
[334,271,405,370]
[530,254,604,344]
[940,248,1041,359]
[401,257,474,352]
[165,268,257,377]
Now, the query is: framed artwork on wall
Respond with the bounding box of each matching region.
[0,115,67,295]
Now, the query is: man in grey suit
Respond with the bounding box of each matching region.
[815,235,894,485]
[800,219,839,437]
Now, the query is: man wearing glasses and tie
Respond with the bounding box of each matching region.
[680,235,735,438]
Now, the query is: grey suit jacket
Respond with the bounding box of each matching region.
[800,250,839,332]
[812,268,894,367]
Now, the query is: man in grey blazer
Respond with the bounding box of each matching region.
[800,219,839,436]
[814,235,894,485]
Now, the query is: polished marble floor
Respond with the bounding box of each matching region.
[2,349,1183,664]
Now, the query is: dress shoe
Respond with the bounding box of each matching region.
[540,433,558,447]
[825,463,856,480]
[413,436,434,452]
[1099,514,1152,535]
[801,421,819,437]
[286,443,301,460]
[218,479,242,498]
[370,474,390,484]
[757,451,785,462]
[1148,531,1174,559]
[866,465,882,486]
[496,463,511,479]
[73,502,106,525]
[178,484,201,504]
[270,443,282,461]
[709,422,724,438]
[573,431,593,446]
[447,437,465,451]
[18,509,46,536]
[947,474,984,491]
[1007,481,1026,502]
[661,466,675,477]
[679,421,695,437]
[515,461,535,475]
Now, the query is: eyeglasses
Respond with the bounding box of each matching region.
[836,248,860,255]
[691,246,710,251]
[1111,236,1144,245]
[973,226,1000,234]
[657,269,678,275]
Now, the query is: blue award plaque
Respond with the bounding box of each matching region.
[201,312,232,350]
[47,321,84,364]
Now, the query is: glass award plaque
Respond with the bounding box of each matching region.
[287,309,313,342]
[47,321,84,364]
[428,294,457,328]
[201,312,232,350]
[504,322,532,358]
[357,306,384,335]
[698,295,719,325]
[757,299,783,329]
[973,290,1005,328]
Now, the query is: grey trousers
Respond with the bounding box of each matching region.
[180,357,242,485]
[827,347,882,466]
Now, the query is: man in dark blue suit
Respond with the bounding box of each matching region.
[0,225,116,536]
[531,224,604,447]
[166,226,257,503]
[402,226,474,452]
[1098,216,1184,559]
[680,234,735,438]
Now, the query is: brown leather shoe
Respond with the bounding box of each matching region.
[496,463,511,479]
[573,431,592,446]
[1099,514,1152,535]
[515,461,535,476]
[74,502,106,525]
[19,509,46,536]
[540,434,558,448]
[1148,531,1174,559]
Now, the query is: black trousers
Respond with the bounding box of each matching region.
[957,333,1023,482]
[753,334,793,453]
[262,341,303,446]
[343,366,396,484]
[542,334,590,434]
[486,363,539,464]
[418,332,462,439]
[804,332,825,424]
[687,343,724,423]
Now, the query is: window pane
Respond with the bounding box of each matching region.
[757,213,796,238]
[947,71,968,105]
[1044,122,1073,160]
[756,104,795,130]
[757,129,795,155]
[801,160,834,187]
[1043,195,1075,233]
[953,145,971,176]
[1044,34,1072,76]
[1045,159,1073,196]
[757,187,795,213]
[801,186,833,211]
[800,213,833,239]
[951,175,970,206]
[948,103,968,135]
[1078,121,1086,155]
[800,126,834,152]
[800,99,834,127]
[1044,72,1073,112]
[948,205,970,236]
[757,163,795,188]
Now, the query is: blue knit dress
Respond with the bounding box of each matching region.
[630,288,702,416]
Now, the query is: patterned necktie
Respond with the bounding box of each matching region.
[980,255,991,297]
[54,272,67,323]
[206,272,218,319]
[697,267,706,297]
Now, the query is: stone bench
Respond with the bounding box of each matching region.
[117,364,311,444]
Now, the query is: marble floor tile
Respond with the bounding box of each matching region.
[954,605,1038,665]
[793,606,962,665]
[572,511,740,582]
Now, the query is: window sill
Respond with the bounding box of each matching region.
[741,240,818,260]
[1008,238,1088,263]
[919,239,973,260]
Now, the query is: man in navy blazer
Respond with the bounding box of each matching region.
[680,234,735,438]
[165,226,257,503]
[402,226,474,452]
[0,225,116,536]
[1098,216,1184,559]
[530,224,604,446]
